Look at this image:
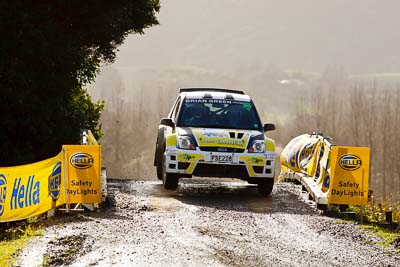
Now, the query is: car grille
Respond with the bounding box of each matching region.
[193,164,249,178]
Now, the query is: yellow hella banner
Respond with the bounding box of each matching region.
[328,146,370,205]
[0,145,101,222]
[63,145,102,204]
[280,134,370,206]
[280,134,330,192]
[0,152,65,222]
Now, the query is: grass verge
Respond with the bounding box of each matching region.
[346,199,400,249]
[359,224,400,248]
[0,217,44,266]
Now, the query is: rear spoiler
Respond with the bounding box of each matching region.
[179,88,245,95]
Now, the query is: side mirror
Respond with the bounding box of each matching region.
[160,118,175,129]
[263,123,275,132]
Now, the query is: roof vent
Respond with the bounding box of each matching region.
[203,93,212,98]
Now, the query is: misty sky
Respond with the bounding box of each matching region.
[112,0,400,74]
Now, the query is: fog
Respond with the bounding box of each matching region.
[114,0,400,73]
[88,0,400,197]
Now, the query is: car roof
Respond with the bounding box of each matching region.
[179,88,251,102]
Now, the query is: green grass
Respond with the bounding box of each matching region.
[328,206,400,249]
[359,224,400,248]
[344,198,400,249]
[0,219,43,267]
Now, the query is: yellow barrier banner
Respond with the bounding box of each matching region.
[328,146,370,205]
[0,145,102,222]
[280,134,322,176]
[63,145,102,204]
[0,153,65,222]
[280,134,370,206]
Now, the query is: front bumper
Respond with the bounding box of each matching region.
[165,147,275,179]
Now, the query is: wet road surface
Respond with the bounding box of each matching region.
[19,179,400,266]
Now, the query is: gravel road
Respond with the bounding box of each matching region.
[18,179,400,266]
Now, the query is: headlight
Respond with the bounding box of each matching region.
[177,136,196,150]
[249,140,265,153]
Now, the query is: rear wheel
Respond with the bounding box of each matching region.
[162,154,179,190]
[257,179,274,196]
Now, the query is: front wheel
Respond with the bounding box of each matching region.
[156,161,163,180]
[257,179,274,196]
[162,154,179,190]
[155,129,165,180]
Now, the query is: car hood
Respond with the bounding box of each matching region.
[177,127,264,149]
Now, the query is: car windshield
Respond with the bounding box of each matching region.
[177,99,261,130]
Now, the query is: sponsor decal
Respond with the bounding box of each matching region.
[339,154,362,171]
[264,153,274,160]
[48,162,62,201]
[182,153,195,161]
[186,99,233,104]
[70,153,94,169]
[166,147,177,153]
[0,174,6,216]
[199,138,244,146]
[203,132,227,138]
[242,103,252,110]
[251,157,263,164]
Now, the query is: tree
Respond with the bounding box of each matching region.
[0,1,160,166]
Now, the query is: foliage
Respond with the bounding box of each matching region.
[350,198,400,224]
[0,0,160,165]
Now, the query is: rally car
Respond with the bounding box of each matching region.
[153,88,276,195]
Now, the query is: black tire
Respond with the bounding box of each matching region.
[154,128,165,180]
[162,154,179,190]
[257,179,274,196]
[156,162,163,180]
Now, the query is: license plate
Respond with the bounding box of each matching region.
[210,155,233,163]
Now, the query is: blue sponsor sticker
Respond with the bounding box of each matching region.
[0,174,7,216]
[49,162,62,201]
[204,132,216,137]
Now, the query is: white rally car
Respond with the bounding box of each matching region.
[154,88,276,195]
